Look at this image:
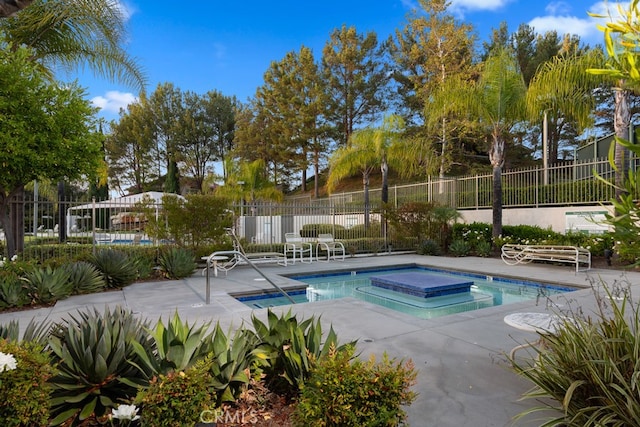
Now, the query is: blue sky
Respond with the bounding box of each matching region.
[69,0,620,121]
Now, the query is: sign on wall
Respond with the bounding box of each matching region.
[565,211,609,234]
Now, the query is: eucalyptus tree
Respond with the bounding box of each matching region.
[106,94,158,194]
[148,83,182,193]
[322,25,392,147]
[204,91,238,182]
[389,0,476,177]
[327,115,409,228]
[173,90,231,193]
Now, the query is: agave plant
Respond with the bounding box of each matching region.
[89,249,138,288]
[64,261,105,294]
[0,319,19,341]
[209,323,265,404]
[24,266,72,304]
[130,310,214,376]
[47,306,154,426]
[0,274,29,307]
[0,318,52,346]
[252,309,355,395]
[157,247,196,279]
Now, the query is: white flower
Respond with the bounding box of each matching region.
[0,352,17,372]
[112,404,140,421]
[10,255,17,262]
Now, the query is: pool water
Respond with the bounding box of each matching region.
[234,266,575,320]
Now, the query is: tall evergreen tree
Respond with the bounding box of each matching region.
[389,0,476,178]
[322,25,392,146]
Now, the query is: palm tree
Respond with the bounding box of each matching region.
[526,50,606,166]
[216,159,283,209]
[0,0,145,89]
[327,115,409,228]
[430,49,527,239]
[588,2,640,208]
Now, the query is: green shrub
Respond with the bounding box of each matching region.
[48,306,154,426]
[417,239,442,256]
[292,345,417,427]
[300,223,345,238]
[64,261,105,294]
[90,248,138,288]
[514,279,640,426]
[157,247,196,279]
[448,239,471,257]
[501,224,561,244]
[142,194,233,253]
[129,252,155,280]
[24,266,73,304]
[0,339,55,427]
[21,243,94,265]
[135,358,216,427]
[452,222,493,242]
[474,240,493,257]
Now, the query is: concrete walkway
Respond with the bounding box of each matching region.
[1,254,638,427]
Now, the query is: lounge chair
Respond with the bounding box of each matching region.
[284,232,313,264]
[501,244,591,273]
[204,228,287,275]
[316,233,345,262]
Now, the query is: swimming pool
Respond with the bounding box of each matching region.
[233,265,576,319]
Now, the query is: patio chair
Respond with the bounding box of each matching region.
[316,233,345,262]
[284,232,313,264]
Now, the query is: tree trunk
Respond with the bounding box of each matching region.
[301,168,307,193]
[489,133,505,239]
[58,181,67,243]
[491,164,503,239]
[2,185,25,257]
[363,172,370,229]
[313,150,320,199]
[0,195,13,257]
[614,83,630,208]
[381,160,389,204]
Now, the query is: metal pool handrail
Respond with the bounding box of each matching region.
[204,250,296,305]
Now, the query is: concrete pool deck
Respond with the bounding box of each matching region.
[2,254,639,426]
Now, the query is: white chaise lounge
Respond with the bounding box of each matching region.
[501,244,591,273]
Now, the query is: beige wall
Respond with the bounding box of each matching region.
[459,205,614,234]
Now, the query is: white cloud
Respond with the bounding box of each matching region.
[528,15,597,39]
[545,1,571,15]
[527,2,631,43]
[117,0,135,21]
[91,91,137,114]
[450,0,512,13]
